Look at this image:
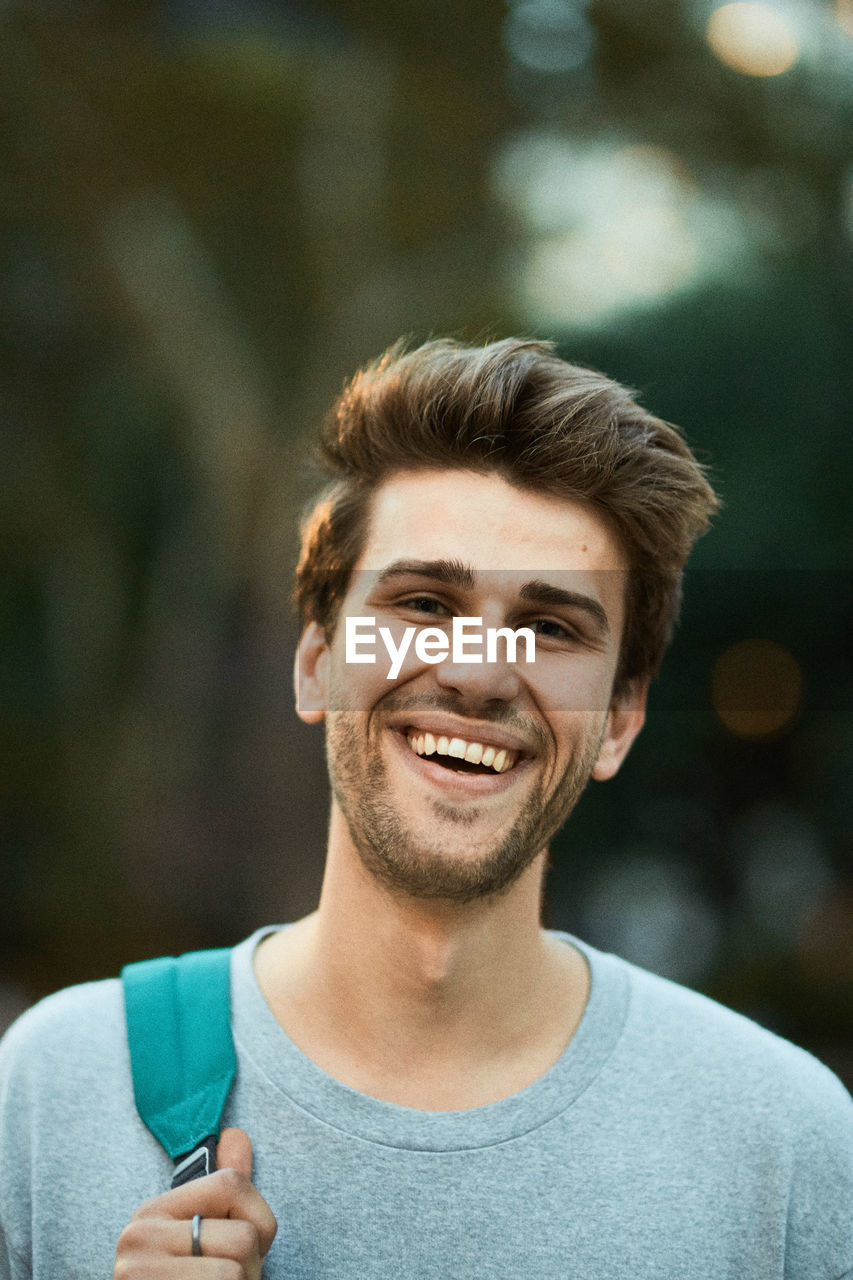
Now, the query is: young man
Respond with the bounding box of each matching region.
[1,339,851,1279]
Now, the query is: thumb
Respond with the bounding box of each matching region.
[216,1127,253,1179]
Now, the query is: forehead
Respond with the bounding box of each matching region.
[355,469,626,575]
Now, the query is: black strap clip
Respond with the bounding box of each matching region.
[171,1135,218,1188]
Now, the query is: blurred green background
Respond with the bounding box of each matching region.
[1,0,851,1084]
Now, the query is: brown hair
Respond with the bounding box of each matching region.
[296,337,719,695]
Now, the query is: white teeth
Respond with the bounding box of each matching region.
[406,731,518,774]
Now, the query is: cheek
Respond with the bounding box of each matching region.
[326,647,392,712]
[326,710,374,784]
[532,659,617,718]
[551,711,608,765]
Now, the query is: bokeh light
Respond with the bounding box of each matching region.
[797,886,853,984]
[711,638,803,738]
[504,0,596,73]
[579,852,720,985]
[836,0,853,37]
[733,805,832,947]
[493,135,767,328]
[706,3,801,77]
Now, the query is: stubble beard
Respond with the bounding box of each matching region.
[325,712,604,905]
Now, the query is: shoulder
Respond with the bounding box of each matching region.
[0,980,137,1203]
[609,948,852,1135]
[629,956,842,1068]
[0,978,178,1276]
[0,977,128,1100]
[627,962,853,1172]
[576,944,853,1276]
[1,976,125,1051]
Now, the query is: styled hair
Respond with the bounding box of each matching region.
[295,337,719,695]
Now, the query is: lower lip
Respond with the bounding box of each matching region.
[388,730,530,797]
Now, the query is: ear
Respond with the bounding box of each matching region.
[592,679,648,781]
[294,621,329,724]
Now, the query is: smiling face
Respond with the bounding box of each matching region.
[296,469,646,903]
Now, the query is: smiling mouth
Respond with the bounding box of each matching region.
[405,730,519,775]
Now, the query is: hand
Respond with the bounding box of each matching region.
[114,1128,278,1278]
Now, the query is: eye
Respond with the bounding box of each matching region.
[529,617,579,642]
[399,594,451,617]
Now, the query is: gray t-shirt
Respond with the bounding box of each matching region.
[1,927,851,1279]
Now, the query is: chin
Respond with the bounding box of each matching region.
[344,800,548,904]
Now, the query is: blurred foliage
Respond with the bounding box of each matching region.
[0,0,851,1081]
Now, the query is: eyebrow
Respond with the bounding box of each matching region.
[519,579,610,639]
[371,561,610,638]
[373,559,476,590]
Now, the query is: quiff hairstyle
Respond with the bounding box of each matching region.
[296,337,719,696]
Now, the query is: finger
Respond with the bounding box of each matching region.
[216,1127,252,1180]
[135,1168,277,1253]
[115,1261,253,1278]
[215,1130,276,1255]
[118,1215,261,1266]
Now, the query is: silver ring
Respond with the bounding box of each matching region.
[191,1213,203,1257]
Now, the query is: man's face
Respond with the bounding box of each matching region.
[296,469,645,903]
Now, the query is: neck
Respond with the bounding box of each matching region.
[253,804,589,1108]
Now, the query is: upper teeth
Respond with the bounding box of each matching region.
[406,731,517,773]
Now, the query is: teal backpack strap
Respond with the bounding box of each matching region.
[122,948,236,1188]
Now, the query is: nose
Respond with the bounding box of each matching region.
[433,650,523,704]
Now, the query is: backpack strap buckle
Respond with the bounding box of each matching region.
[171,1135,218,1188]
